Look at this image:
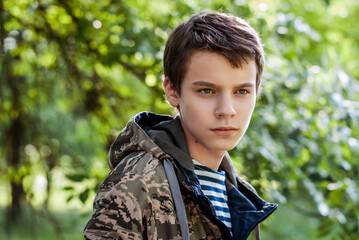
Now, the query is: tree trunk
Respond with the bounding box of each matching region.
[1,1,26,225]
[6,115,26,226]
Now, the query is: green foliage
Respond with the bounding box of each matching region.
[0,205,86,240]
[1,0,358,238]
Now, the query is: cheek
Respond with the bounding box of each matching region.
[246,102,256,120]
[246,101,256,113]
[182,97,206,112]
[180,100,209,126]
[235,99,256,117]
[181,103,199,120]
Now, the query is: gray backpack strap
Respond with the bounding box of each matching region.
[163,159,190,240]
[255,225,260,240]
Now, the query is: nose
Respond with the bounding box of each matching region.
[214,95,236,119]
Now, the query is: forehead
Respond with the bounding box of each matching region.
[183,51,256,87]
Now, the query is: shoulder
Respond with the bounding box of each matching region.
[94,150,172,211]
[115,150,168,182]
[85,151,172,238]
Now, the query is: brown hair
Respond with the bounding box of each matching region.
[163,12,264,95]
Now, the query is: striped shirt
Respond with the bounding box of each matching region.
[193,160,232,233]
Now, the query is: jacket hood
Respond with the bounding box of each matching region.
[108,111,173,169]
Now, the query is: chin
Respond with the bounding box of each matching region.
[209,143,238,152]
[216,138,241,149]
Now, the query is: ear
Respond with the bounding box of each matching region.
[163,77,179,107]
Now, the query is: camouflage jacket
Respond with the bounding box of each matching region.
[84,112,277,240]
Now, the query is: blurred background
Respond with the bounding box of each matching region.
[1,0,358,239]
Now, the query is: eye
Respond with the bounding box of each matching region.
[235,89,250,95]
[199,88,215,94]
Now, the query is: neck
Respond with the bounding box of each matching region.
[179,118,226,170]
[187,141,225,171]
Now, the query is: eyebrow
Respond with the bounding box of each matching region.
[192,81,255,88]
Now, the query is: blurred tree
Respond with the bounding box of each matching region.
[0,0,358,238]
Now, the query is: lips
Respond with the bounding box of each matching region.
[211,127,239,136]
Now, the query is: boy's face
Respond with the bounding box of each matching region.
[164,51,257,161]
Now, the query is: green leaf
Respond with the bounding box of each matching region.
[62,186,74,191]
[66,195,73,203]
[65,173,87,182]
[79,189,90,203]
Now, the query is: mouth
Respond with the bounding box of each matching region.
[211,127,239,136]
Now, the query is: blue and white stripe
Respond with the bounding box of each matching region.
[193,160,232,233]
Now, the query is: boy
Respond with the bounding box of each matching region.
[84,12,277,240]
